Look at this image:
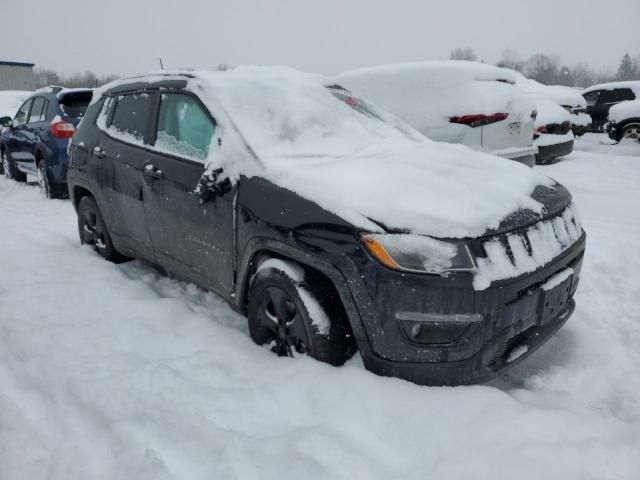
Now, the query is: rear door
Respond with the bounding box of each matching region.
[141,91,235,296]
[92,92,155,260]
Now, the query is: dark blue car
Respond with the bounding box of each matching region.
[0,87,92,198]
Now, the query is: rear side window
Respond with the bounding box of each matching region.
[109,93,154,142]
[14,99,32,126]
[28,97,47,123]
[598,88,636,104]
[59,92,92,119]
[154,93,216,161]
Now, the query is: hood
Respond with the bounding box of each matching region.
[259,140,557,239]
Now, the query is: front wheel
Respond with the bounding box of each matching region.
[621,123,640,142]
[248,262,353,366]
[77,196,129,263]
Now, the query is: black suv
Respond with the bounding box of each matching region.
[0,87,92,198]
[67,69,586,386]
[581,81,639,132]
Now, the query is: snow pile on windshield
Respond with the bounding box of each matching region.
[333,61,534,133]
[608,100,640,123]
[185,66,555,238]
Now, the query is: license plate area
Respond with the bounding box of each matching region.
[538,275,572,324]
[508,122,522,134]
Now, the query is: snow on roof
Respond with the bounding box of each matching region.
[514,72,586,108]
[608,100,640,123]
[56,87,93,100]
[583,80,640,95]
[333,61,533,134]
[97,66,555,239]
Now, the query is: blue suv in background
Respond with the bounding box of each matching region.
[0,87,92,198]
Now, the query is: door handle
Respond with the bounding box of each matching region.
[93,146,106,159]
[143,163,163,180]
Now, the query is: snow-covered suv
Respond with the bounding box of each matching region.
[67,67,586,386]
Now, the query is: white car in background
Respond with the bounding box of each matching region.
[334,61,538,167]
[513,73,591,137]
[0,90,30,132]
[509,73,578,164]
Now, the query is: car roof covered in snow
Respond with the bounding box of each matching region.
[94,66,556,239]
[583,80,640,95]
[513,72,586,108]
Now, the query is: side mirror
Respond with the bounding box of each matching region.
[195,168,231,203]
[0,116,13,128]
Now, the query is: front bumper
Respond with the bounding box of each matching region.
[346,233,585,386]
[535,139,574,164]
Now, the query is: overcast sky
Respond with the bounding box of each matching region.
[2,0,639,77]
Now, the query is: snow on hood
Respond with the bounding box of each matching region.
[534,98,572,128]
[100,66,555,239]
[608,100,640,123]
[333,61,535,133]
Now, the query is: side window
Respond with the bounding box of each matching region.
[109,92,154,143]
[583,91,600,107]
[13,99,33,126]
[28,97,47,123]
[598,89,635,105]
[154,93,216,161]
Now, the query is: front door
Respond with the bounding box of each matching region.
[141,92,235,297]
[7,98,33,172]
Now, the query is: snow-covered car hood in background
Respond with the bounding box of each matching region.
[97,67,559,239]
[608,100,640,123]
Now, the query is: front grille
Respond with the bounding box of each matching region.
[473,204,583,289]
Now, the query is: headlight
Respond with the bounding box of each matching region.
[361,234,476,275]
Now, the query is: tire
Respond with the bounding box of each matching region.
[620,123,640,142]
[37,160,59,199]
[2,151,27,183]
[248,262,353,366]
[77,196,129,263]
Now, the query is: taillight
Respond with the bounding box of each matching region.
[536,125,547,134]
[449,113,508,128]
[49,120,75,139]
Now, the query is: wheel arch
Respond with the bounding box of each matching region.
[235,237,368,344]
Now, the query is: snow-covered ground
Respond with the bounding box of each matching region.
[1,134,639,479]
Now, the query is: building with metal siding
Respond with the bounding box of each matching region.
[0,61,36,91]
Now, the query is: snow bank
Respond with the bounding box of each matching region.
[333,61,534,134]
[1,142,640,479]
[608,100,640,123]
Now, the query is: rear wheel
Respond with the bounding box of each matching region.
[2,151,26,182]
[77,196,128,263]
[248,261,353,366]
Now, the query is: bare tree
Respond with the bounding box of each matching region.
[34,68,119,89]
[449,48,478,61]
[524,53,562,84]
[496,48,525,73]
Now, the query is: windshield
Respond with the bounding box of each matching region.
[191,68,423,160]
[59,91,93,118]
